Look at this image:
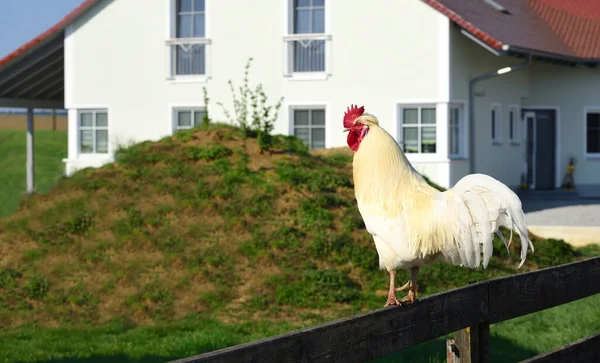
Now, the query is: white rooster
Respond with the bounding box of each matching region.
[343,105,534,307]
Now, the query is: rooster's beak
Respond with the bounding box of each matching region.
[343,128,350,133]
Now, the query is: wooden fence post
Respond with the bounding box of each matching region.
[447,323,490,363]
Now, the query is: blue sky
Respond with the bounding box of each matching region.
[0,0,86,59]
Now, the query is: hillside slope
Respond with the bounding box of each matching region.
[0,124,583,332]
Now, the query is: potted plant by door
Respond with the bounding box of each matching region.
[561,157,577,191]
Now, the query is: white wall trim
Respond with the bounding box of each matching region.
[64,24,75,109]
[437,14,450,103]
[449,99,468,159]
[490,102,502,145]
[507,104,520,145]
[522,105,561,189]
[583,106,600,159]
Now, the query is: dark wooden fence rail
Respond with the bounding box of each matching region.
[169,257,600,363]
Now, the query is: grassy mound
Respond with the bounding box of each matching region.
[0,123,597,362]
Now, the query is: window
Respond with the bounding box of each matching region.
[586,111,600,156]
[174,108,207,131]
[78,110,108,154]
[491,104,501,143]
[284,0,330,76]
[509,106,519,143]
[169,0,207,76]
[292,107,325,150]
[449,105,464,157]
[400,106,436,154]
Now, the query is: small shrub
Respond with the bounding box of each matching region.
[529,239,576,268]
[127,278,175,320]
[116,142,167,166]
[0,269,22,289]
[202,86,212,126]
[217,57,283,152]
[269,269,361,308]
[67,283,98,307]
[239,230,269,257]
[165,162,193,178]
[272,225,305,250]
[294,197,336,229]
[274,135,309,155]
[153,233,186,255]
[24,275,50,300]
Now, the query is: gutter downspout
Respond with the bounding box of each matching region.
[468,54,532,174]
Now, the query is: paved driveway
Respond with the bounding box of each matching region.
[519,191,600,246]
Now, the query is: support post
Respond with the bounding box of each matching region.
[447,323,490,363]
[26,108,35,194]
[52,108,56,131]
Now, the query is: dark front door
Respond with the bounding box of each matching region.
[523,109,556,190]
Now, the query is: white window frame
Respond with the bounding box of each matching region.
[77,109,109,155]
[584,107,600,159]
[491,103,502,144]
[166,0,211,82]
[508,105,520,145]
[448,103,465,158]
[283,0,332,80]
[398,104,438,155]
[172,106,207,132]
[289,105,327,150]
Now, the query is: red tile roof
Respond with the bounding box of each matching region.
[527,0,600,59]
[423,0,600,61]
[0,0,100,68]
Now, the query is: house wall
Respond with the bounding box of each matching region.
[448,26,531,189]
[524,63,600,196]
[63,0,452,186]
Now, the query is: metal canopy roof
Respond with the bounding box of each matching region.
[0,34,65,109]
[0,0,99,110]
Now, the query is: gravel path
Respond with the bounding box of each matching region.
[524,202,600,227]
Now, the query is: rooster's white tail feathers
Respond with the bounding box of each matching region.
[440,173,534,269]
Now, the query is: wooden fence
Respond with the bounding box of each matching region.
[169,257,600,363]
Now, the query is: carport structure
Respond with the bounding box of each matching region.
[0,0,97,194]
[0,37,64,194]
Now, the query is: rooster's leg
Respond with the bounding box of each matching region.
[400,267,419,304]
[395,280,411,292]
[384,270,401,307]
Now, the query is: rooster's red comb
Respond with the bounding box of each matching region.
[343,104,365,128]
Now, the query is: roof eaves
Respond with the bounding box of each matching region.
[0,0,100,69]
[421,0,504,51]
[504,44,600,66]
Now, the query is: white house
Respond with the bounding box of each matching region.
[1,0,599,196]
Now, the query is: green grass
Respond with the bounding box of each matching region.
[0,130,67,218]
[375,293,600,363]
[0,123,598,363]
[0,292,598,363]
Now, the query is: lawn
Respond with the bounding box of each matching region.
[0,129,68,218]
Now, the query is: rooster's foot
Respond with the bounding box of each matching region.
[400,290,417,304]
[384,292,401,307]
